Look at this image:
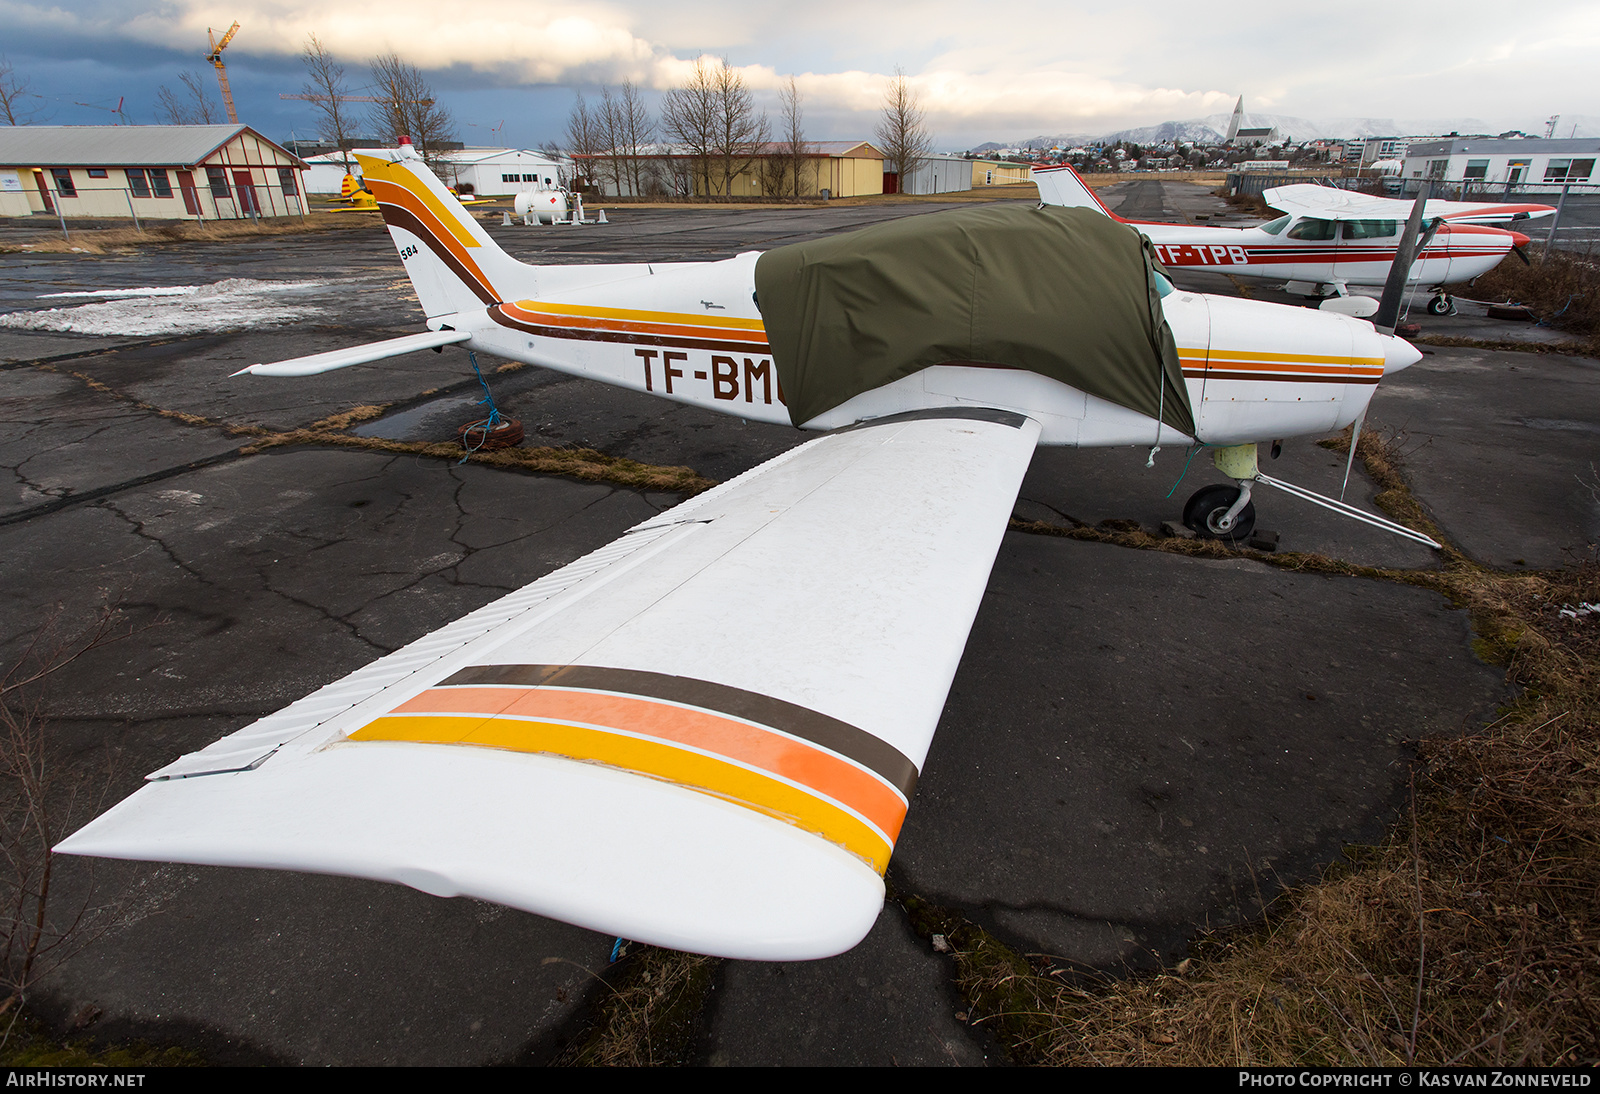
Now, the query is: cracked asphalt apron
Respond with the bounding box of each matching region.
[1,189,1590,1064]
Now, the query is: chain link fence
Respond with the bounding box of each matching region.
[29,181,306,240]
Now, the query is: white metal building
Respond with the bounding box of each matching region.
[0,125,306,220]
[1401,137,1600,194]
[303,147,569,197]
[901,154,974,195]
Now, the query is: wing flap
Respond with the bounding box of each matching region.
[60,410,1042,959]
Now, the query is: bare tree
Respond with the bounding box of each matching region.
[0,57,45,125]
[660,59,718,197]
[368,52,456,175]
[710,61,768,199]
[661,59,767,198]
[0,604,132,1018]
[619,82,660,197]
[774,75,811,199]
[300,34,357,173]
[155,71,220,126]
[594,83,657,198]
[562,94,603,193]
[595,87,627,197]
[875,67,932,195]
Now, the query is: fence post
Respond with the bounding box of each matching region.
[123,188,142,232]
[51,186,69,240]
[1541,182,1571,264]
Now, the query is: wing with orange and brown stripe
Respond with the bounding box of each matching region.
[57,408,1042,960]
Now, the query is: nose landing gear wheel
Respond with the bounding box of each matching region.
[1183,484,1257,543]
[1426,294,1456,316]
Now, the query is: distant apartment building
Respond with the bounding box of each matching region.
[1402,137,1599,193]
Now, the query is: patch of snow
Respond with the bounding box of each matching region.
[0,278,330,336]
[37,286,197,300]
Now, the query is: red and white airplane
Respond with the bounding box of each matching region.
[59,140,1439,962]
[1034,165,1550,317]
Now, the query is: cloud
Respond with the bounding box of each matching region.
[4,0,1598,142]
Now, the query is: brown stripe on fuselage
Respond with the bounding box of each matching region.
[489,305,771,354]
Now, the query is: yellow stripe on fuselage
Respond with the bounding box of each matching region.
[511,300,768,332]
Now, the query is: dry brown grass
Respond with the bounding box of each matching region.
[36,367,718,496]
[927,429,1600,1066]
[2,214,376,255]
[240,428,715,493]
[1449,250,1600,356]
[1215,188,1277,219]
[554,947,720,1066]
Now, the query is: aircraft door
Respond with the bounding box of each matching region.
[1282,216,1338,283]
[1339,218,1402,285]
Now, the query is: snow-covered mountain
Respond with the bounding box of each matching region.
[977,112,1600,151]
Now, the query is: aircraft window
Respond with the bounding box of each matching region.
[1341,219,1398,240]
[1151,270,1175,298]
[1286,217,1336,241]
[1258,215,1291,235]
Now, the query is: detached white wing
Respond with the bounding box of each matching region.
[58,409,1041,961]
[1264,183,1554,225]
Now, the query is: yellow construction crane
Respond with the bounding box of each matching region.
[206,22,241,124]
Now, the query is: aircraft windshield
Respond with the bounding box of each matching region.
[1341,219,1399,240]
[1259,215,1291,235]
[1286,217,1337,241]
[1152,270,1175,297]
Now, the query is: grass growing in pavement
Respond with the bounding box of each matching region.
[553,947,719,1066]
[919,428,1600,1066]
[1447,250,1600,356]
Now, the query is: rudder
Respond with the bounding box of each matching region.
[1033,164,1121,220]
[356,143,536,319]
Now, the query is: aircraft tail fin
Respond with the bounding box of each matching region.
[1034,165,1124,220]
[355,142,535,319]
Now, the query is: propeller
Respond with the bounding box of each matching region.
[1346,182,1433,500]
[1511,245,1531,266]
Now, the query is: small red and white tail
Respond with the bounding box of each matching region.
[1033,164,1123,220]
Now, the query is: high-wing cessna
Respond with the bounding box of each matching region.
[1034,164,1549,317]
[59,138,1438,961]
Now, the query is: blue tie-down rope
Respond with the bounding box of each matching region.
[459,350,504,461]
[1166,444,1204,499]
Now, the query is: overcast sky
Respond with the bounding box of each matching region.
[4,0,1599,148]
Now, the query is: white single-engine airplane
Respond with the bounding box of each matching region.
[1034,164,1549,316]
[60,139,1439,961]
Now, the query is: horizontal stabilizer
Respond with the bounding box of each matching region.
[232,329,471,377]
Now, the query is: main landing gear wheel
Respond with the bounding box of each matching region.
[1183,484,1256,543]
[1426,294,1456,316]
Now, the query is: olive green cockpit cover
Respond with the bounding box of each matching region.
[753,204,1194,435]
